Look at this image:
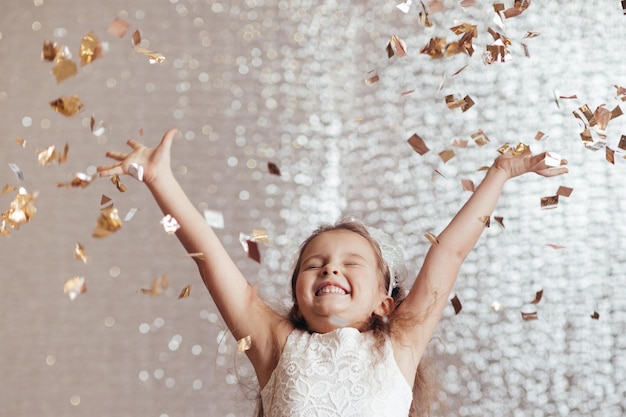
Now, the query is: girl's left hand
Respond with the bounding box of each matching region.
[493,150,569,179]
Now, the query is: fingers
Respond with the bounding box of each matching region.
[159,128,178,150]
[105,150,128,161]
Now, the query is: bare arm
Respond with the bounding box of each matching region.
[395,150,568,359]
[97,129,289,386]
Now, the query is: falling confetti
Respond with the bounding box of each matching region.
[73,243,87,263]
[424,232,439,246]
[37,144,69,166]
[407,133,430,155]
[8,163,24,180]
[1,187,37,232]
[450,294,462,315]
[203,209,225,229]
[50,95,84,117]
[540,195,559,210]
[56,173,94,188]
[79,31,104,65]
[237,335,252,353]
[134,47,166,64]
[591,311,600,320]
[178,284,192,299]
[364,70,379,85]
[160,214,181,234]
[64,276,87,300]
[107,18,131,38]
[139,274,169,296]
[267,162,281,176]
[51,59,77,83]
[438,149,455,163]
[92,206,122,238]
[529,290,543,305]
[110,175,127,192]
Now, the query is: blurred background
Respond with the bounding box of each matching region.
[1,0,625,416]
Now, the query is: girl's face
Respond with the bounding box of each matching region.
[294,229,393,333]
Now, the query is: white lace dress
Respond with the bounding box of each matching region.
[260,327,412,417]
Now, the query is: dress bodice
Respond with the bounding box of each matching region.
[260,327,412,417]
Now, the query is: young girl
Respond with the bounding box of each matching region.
[97,129,568,417]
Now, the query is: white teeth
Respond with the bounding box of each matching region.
[316,285,347,296]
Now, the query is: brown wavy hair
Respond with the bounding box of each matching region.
[255,219,436,417]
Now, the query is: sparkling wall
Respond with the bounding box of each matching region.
[1,1,625,416]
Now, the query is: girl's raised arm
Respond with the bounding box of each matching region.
[97,129,288,386]
[396,150,568,361]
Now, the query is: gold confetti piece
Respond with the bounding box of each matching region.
[111,175,127,192]
[132,29,141,46]
[445,94,474,112]
[160,214,180,234]
[237,335,252,353]
[529,289,543,304]
[614,85,626,101]
[417,0,433,27]
[51,59,77,83]
[37,144,68,166]
[452,138,468,148]
[606,147,615,164]
[479,216,490,227]
[556,186,573,198]
[387,35,407,58]
[139,274,169,296]
[42,40,58,61]
[16,137,26,147]
[364,70,379,85]
[252,229,269,244]
[74,243,87,263]
[438,149,455,163]
[185,252,205,259]
[450,295,462,315]
[461,179,474,192]
[424,232,439,246]
[546,243,565,250]
[490,301,501,312]
[524,31,540,39]
[420,37,446,58]
[0,220,9,237]
[618,135,626,152]
[591,311,600,320]
[50,95,84,117]
[2,187,37,230]
[64,276,86,300]
[540,195,559,210]
[107,18,131,38]
[178,284,192,299]
[401,89,415,96]
[79,31,104,66]
[452,64,469,76]
[1,184,16,196]
[428,0,443,12]
[407,133,430,155]
[521,43,530,58]
[267,162,281,176]
[493,216,505,229]
[471,129,490,147]
[92,206,122,238]
[498,143,511,155]
[521,311,538,321]
[134,47,166,64]
[503,0,530,18]
[56,172,94,188]
[534,131,547,141]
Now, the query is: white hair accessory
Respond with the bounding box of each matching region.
[365,225,408,297]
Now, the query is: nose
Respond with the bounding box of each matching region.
[322,265,339,275]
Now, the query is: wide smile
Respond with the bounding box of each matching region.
[315,283,350,296]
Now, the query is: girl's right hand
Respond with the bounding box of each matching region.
[96,128,178,185]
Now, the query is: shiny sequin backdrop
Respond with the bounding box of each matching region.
[1,1,625,416]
